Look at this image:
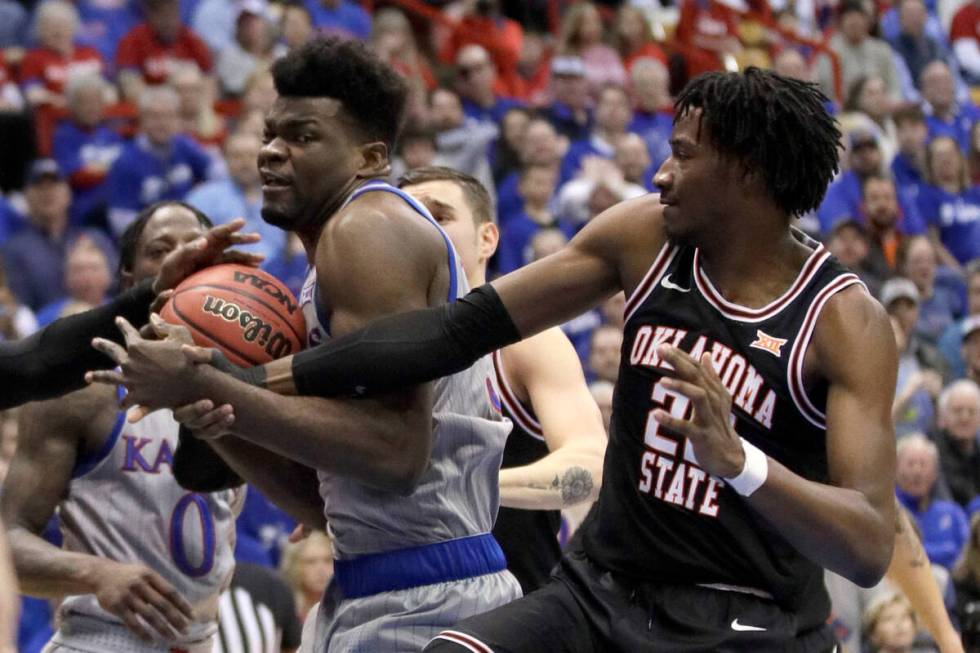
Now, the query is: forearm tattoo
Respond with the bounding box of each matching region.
[559,466,595,506]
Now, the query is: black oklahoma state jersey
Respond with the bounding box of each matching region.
[580,230,862,627]
[490,349,562,594]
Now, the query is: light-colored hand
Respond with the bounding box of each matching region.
[173,398,235,441]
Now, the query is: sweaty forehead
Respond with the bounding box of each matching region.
[267,96,345,126]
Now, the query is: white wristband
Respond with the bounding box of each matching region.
[724,437,769,497]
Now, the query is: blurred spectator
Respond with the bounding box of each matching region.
[861,592,917,653]
[116,0,213,103]
[918,135,980,267]
[614,5,667,72]
[280,3,314,52]
[235,487,297,568]
[560,83,634,184]
[614,132,655,192]
[556,154,646,227]
[896,433,970,569]
[216,0,278,98]
[513,30,551,104]
[588,380,614,434]
[528,227,568,262]
[280,531,333,624]
[430,87,497,200]
[557,1,626,97]
[391,126,437,181]
[0,258,37,341]
[497,164,566,274]
[826,219,888,296]
[213,562,302,653]
[371,8,435,123]
[497,117,565,222]
[919,60,980,152]
[952,513,980,647]
[190,0,239,54]
[0,195,24,246]
[34,237,111,327]
[186,131,283,260]
[20,1,105,112]
[453,44,522,127]
[0,53,24,113]
[74,0,140,64]
[891,0,945,91]
[490,106,531,184]
[1,159,110,311]
[949,0,980,85]
[106,85,212,236]
[818,130,925,236]
[675,0,741,79]
[964,316,980,386]
[843,76,897,163]
[628,57,672,171]
[52,73,123,228]
[542,56,591,142]
[304,0,371,41]
[937,261,980,378]
[170,63,226,151]
[587,323,622,384]
[935,379,980,508]
[862,176,910,274]
[885,280,944,436]
[969,121,980,186]
[439,0,523,98]
[0,0,28,48]
[891,105,930,199]
[901,235,963,345]
[240,67,277,119]
[816,1,900,103]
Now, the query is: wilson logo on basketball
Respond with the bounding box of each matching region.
[233,270,299,315]
[202,295,295,359]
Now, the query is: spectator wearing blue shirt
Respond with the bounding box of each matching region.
[53,74,124,229]
[541,56,591,143]
[917,135,980,266]
[896,433,971,569]
[236,487,297,568]
[304,0,369,41]
[627,58,672,171]
[818,130,926,236]
[0,0,28,48]
[0,196,24,246]
[496,164,569,275]
[496,117,565,225]
[34,237,113,328]
[921,61,980,152]
[74,0,140,63]
[902,235,965,345]
[106,85,212,237]
[1,160,113,311]
[186,131,283,260]
[453,44,523,129]
[892,105,930,201]
[559,84,634,186]
[890,0,947,91]
[938,262,980,378]
[263,233,307,300]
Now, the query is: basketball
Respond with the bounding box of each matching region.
[159,264,306,367]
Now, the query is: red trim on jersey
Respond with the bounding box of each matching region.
[624,242,679,322]
[491,349,545,440]
[433,630,495,653]
[787,273,864,429]
[693,245,831,323]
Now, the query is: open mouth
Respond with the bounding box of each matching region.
[260,170,292,190]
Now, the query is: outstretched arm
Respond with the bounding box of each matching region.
[497,328,606,510]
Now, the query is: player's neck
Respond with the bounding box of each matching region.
[696,226,806,306]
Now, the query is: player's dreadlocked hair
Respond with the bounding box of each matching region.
[674,67,841,218]
[272,36,409,151]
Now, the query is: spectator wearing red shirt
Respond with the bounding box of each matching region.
[115,0,212,103]
[440,0,524,99]
[950,0,980,84]
[20,1,104,111]
[675,0,741,78]
[613,5,668,72]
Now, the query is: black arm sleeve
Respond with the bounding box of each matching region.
[173,427,244,491]
[291,283,522,398]
[0,280,155,409]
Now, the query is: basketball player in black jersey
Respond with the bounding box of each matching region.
[398,166,606,593]
[90,69,957,650]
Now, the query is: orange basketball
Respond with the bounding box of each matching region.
[159,264,306,366]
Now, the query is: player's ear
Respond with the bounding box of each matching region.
[478,221,499,262]
[356,141,390,178]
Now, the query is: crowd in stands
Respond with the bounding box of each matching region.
[0,0,976,650]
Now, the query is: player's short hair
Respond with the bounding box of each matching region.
[398,166,494,226]
[118,201,212,276]
[271,36,408,151]
[674,67,841,219]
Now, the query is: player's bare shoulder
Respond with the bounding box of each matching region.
[20,382,119,451]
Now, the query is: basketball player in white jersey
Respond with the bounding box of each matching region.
[398,167,606,593]
[89,37,520,651]
[1,201,243,653]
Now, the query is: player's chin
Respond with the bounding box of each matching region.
[260,204,294,229]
